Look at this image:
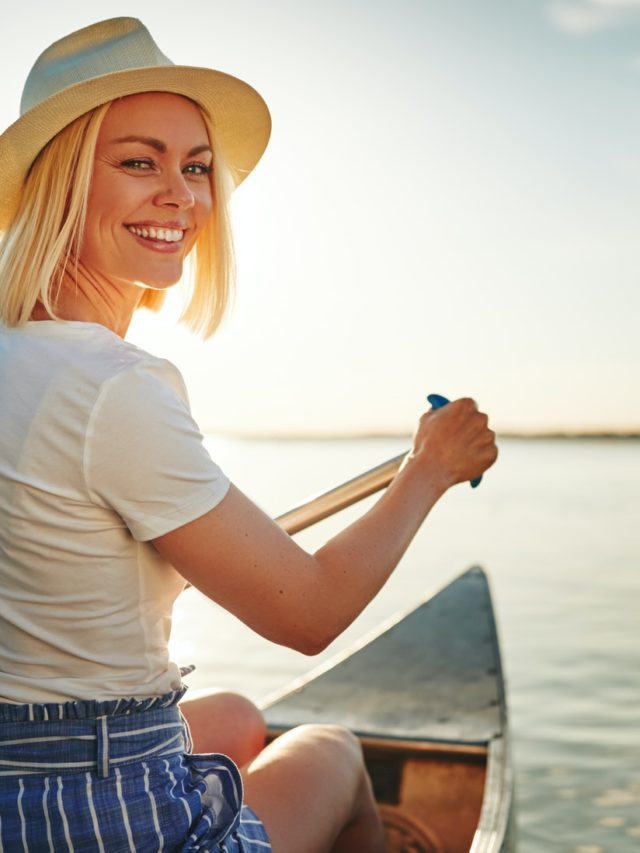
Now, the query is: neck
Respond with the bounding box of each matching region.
[30,263,144,338]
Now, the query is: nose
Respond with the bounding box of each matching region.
[153,167,195,210]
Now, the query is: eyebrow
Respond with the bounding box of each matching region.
[112,136,212,157]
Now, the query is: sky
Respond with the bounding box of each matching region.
[2,0,639,436]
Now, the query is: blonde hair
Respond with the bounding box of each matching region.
[0,99,234,339]
[179,108,235,339]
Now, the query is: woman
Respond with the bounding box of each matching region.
[0,17,497,853]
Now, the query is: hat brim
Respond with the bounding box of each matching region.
[0,65,271,230]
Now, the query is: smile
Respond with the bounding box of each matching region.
[126,225,185,243]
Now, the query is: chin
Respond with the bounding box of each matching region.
[137,278,181,292]
[133,267,185,291]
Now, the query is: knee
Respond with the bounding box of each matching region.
[218,692,268,755]
[290,723,364,773]
[286,724,370,815]
[310,723,361,753]
[218,691,267,732]
[181,690,267,766]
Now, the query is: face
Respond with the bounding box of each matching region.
[80,92,214,290]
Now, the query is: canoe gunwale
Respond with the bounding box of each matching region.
[267,725,490,761]
[338,733,488,761]
[470,735,514,852]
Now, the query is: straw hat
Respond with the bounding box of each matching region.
[0,17,271,230]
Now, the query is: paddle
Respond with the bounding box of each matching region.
[275,453,406,535]
[276,393,482,535]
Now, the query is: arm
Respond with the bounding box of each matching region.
[152,398,497,654]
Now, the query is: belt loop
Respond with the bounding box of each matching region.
[96,715,110,779]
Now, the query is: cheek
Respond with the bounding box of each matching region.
[80,184,132,268]
[86,168,144,230]
[191,192,214,244]
[198,183,214,220]
[85,184,119,238]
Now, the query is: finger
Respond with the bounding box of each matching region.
[456,397,478,412]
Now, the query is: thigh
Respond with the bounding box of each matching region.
[180,689,266,766]
[241,724,365,853]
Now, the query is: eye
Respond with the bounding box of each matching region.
[183,162,213,177]
[120,158,155,171]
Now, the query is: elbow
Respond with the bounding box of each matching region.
[266,572,347,655]
[296,635,332,657]
[285,622,339,657]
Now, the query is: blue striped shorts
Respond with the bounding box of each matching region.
[0,687,271,851]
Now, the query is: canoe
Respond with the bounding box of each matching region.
[263,566,515,852]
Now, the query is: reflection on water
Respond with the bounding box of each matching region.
[170,436,640,852]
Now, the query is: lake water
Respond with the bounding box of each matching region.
[170,436,640,852]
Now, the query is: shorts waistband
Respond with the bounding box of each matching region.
[0,675,191,723]
[0,688,189,780]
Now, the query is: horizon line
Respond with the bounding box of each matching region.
[204,429,640,442]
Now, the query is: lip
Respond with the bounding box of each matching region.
[126,221,190,230]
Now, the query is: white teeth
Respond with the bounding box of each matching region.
[127,225,184,242]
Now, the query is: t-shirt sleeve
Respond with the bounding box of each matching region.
[83,360,230,541]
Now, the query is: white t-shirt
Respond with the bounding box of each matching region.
[0,321,230,703]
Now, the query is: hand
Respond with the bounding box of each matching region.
[407,398,498,489]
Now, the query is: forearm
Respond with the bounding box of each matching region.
[307,457,448,648]
[154,464,448,656]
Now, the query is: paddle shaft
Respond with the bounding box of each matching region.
[275,452,407,535]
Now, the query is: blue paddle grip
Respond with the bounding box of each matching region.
[426,394,482,488]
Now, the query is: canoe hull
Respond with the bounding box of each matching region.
[264,567,515,852]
